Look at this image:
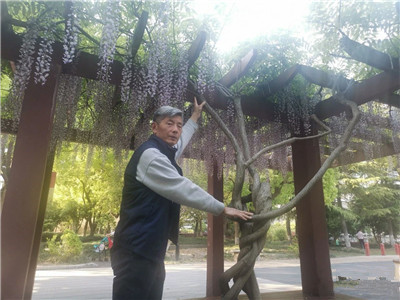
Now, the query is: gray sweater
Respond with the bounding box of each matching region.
[136,119,225,216]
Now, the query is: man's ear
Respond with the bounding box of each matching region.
[151,122,157,133]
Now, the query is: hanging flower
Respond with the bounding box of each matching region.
[121,35,133,103]
[63,2,80,64]
[34,37,54,85]
[12,20,39,100]
[97,1,121,83]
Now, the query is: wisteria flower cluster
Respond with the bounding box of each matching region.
[12,20,39,102]
[34,13,56,85]
[97,1,121,83]
[197,49,216,97]
[51,74,82,152]
[145,29,174,106]
[63,2,80,64]
[171,51,189,107]
[121,36,134,103]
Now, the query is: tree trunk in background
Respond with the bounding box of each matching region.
[84,221,88,236]
[194,220,199,237]
[286,214,292,243]
[388,220,396,246]
[337,196,351,248]
[234,222,240,245]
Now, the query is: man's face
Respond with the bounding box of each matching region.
[152,115,183,146]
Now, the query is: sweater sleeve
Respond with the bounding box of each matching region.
[175,119,198,160]
[136,148,225,216]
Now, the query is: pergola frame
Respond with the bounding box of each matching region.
[1,4,400,299]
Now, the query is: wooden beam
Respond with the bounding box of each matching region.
[1,25,124,85]
[298,65,353,92]
[188,31,207,68]
[314,71,400,120]
[219,49,257,88]
[130,11,149,59]
[378,93,400,108]
[1,1,13,32]
[187,80,278,121]
[349,129,395,145]
[341,35,400,72]
[329,141,399,167]
[256,64,300,96]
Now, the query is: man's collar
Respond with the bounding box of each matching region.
[150,134,178,152]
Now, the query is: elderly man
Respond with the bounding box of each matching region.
[111,98,252,299]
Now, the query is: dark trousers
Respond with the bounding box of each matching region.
[111,247,165,300]
[359,239,365,249]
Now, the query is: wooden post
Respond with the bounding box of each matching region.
[24,153,57,299]
[292,136,334,298]
[1,64,60,299]
[206,161,224,298]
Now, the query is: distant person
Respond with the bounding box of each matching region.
[356,230,365,249]
[111,97,253,300]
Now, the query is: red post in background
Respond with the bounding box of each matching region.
[364,242,370,256]
[380,243,385,256]
[395,243,400,256]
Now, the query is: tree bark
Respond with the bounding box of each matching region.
[286,214,292,242]
[388,220,396,246]
[337,196,351,248]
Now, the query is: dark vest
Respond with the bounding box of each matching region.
[113,135,181,262]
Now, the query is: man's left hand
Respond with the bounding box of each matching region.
[223,207,253,221]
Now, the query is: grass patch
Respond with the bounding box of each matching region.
[334,279,360,287]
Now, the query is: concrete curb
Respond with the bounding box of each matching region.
[37,262,99,270]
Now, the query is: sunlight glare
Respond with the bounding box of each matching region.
[192,0,311,53]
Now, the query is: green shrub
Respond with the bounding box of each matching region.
[60,230,83,262]
[46,235,61,262]
[41,231,62,242]
[46,230,83,263]
[266,223,288,242]
[288,237,299,257]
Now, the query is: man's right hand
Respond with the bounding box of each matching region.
[223,207,253,221]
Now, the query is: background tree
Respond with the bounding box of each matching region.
[339,156,400,245]
[51,143,125,236]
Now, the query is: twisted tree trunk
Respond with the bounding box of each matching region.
[203,95,360,299]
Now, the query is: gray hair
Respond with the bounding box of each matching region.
[152,106,183,123]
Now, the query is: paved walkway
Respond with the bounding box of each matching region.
[32,255,400,299]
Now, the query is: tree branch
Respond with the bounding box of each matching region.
[245,114,331,167]
[251,98,360,222]
[234,97,251,161]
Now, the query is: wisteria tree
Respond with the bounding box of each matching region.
[194,91,360,298]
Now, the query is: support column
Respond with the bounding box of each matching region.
[25,155,57,299]
[292,137,334,298]
[206,162,224,298]
[1,64,60,299]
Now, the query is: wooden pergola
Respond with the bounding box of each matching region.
[1,4,400,299]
